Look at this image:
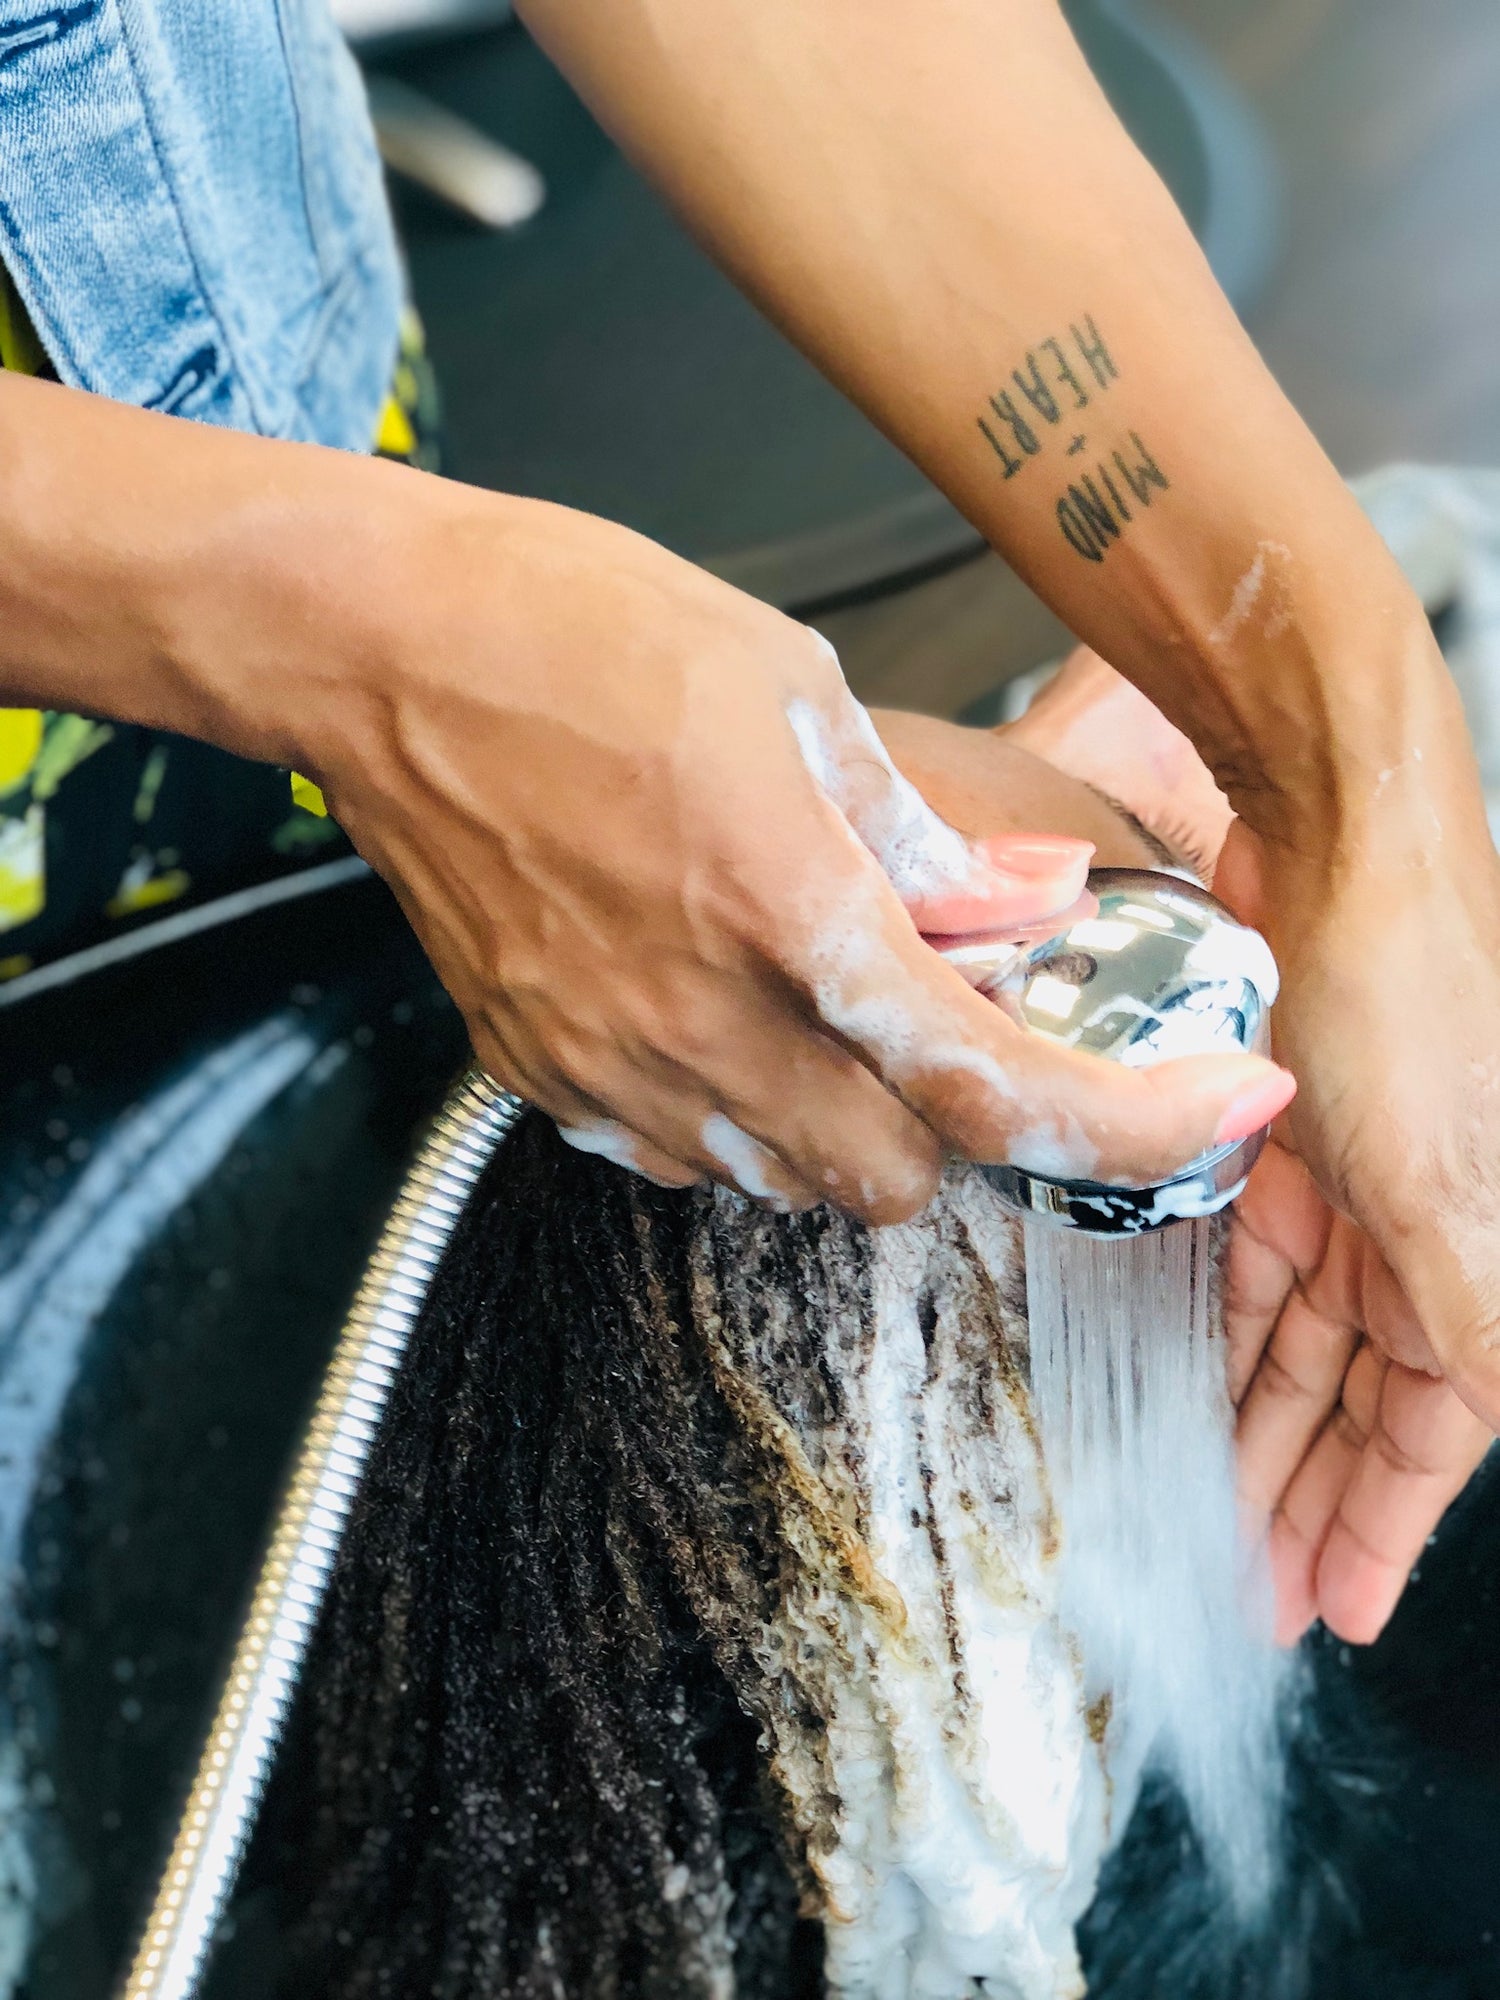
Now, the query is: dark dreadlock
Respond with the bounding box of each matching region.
[241,1111,1383,2000]
[257,1110,839,2000]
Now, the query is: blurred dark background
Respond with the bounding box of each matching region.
[1153,0,1500,474]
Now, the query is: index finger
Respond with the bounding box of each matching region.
[1314,1363,1490,1645]
[781,819,1295,1189]
[1222,1140,1331,1404]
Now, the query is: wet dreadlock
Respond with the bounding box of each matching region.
[251,1105,1087,2000]
[260,1111,837,1999]
[240,1107,1370,2000]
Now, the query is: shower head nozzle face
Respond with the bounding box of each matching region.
[945,868,1279,1236]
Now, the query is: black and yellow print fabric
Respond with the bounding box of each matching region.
[0,292,441,981]
[0,263,48,377]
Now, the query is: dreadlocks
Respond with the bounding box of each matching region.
[251,1109,1112,1999]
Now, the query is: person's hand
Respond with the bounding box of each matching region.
[1002,644,1234,878]
[295,490,1291,1219]
[1214,799,1500,1615]
[1005,642,1498,1644]
[1227,1136,1491,1646]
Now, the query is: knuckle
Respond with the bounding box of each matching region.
[1329,1404,1369,1455]
[814,1123,941,1223]
[1257,1346,1321,1406]
[634,1008,700,1073]
[921,1073,1011,1162]
[1371,1424,1433,1482]
[858,1159,943,1227]
[538,1024,610,1103]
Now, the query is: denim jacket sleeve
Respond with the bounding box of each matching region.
[0,0,402,450]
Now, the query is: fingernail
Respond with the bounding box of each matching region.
[1213,1067,1297,1148]
[978,834,1094,878]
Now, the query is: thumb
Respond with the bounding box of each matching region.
[906,1005,1298,1188]
[1212,818,1271,933]
[792,846,1297,1187]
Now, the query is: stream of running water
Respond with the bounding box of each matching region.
[1024,1214,1291,1915]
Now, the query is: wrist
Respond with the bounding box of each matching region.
[0,372,436,773]
[282,483,594,809]
[144,431,445,776]
[1110,528,1474,860]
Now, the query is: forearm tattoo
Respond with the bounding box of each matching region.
[976,316,1170,562]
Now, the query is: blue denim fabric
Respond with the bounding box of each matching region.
[0,0,402,449]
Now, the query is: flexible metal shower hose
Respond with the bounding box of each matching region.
[118,1068,524,2000]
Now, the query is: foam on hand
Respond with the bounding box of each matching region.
[556,1118,688,1190]
[783,694,984,905]
[700,1112,791,1207]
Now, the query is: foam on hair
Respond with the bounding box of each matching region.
[251,1113,1123,1999]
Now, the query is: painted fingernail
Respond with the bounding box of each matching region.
[1213,1068,1297,1149]
[978,834,1095,877]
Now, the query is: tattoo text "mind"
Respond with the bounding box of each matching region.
[1056,433,1170,563]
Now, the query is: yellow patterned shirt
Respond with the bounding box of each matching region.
[0,264,46,376]
[0,273,439,981]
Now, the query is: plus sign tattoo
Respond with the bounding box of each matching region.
[975,316,1171,562]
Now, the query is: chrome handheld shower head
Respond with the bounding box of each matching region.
[944,867,1279,1236]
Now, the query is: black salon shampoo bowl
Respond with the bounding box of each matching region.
[4,889,1500,2000]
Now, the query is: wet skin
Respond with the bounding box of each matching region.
[880,653,1489,1654]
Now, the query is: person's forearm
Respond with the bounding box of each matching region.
[0,370,425,767]
[517,0,1478,854]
